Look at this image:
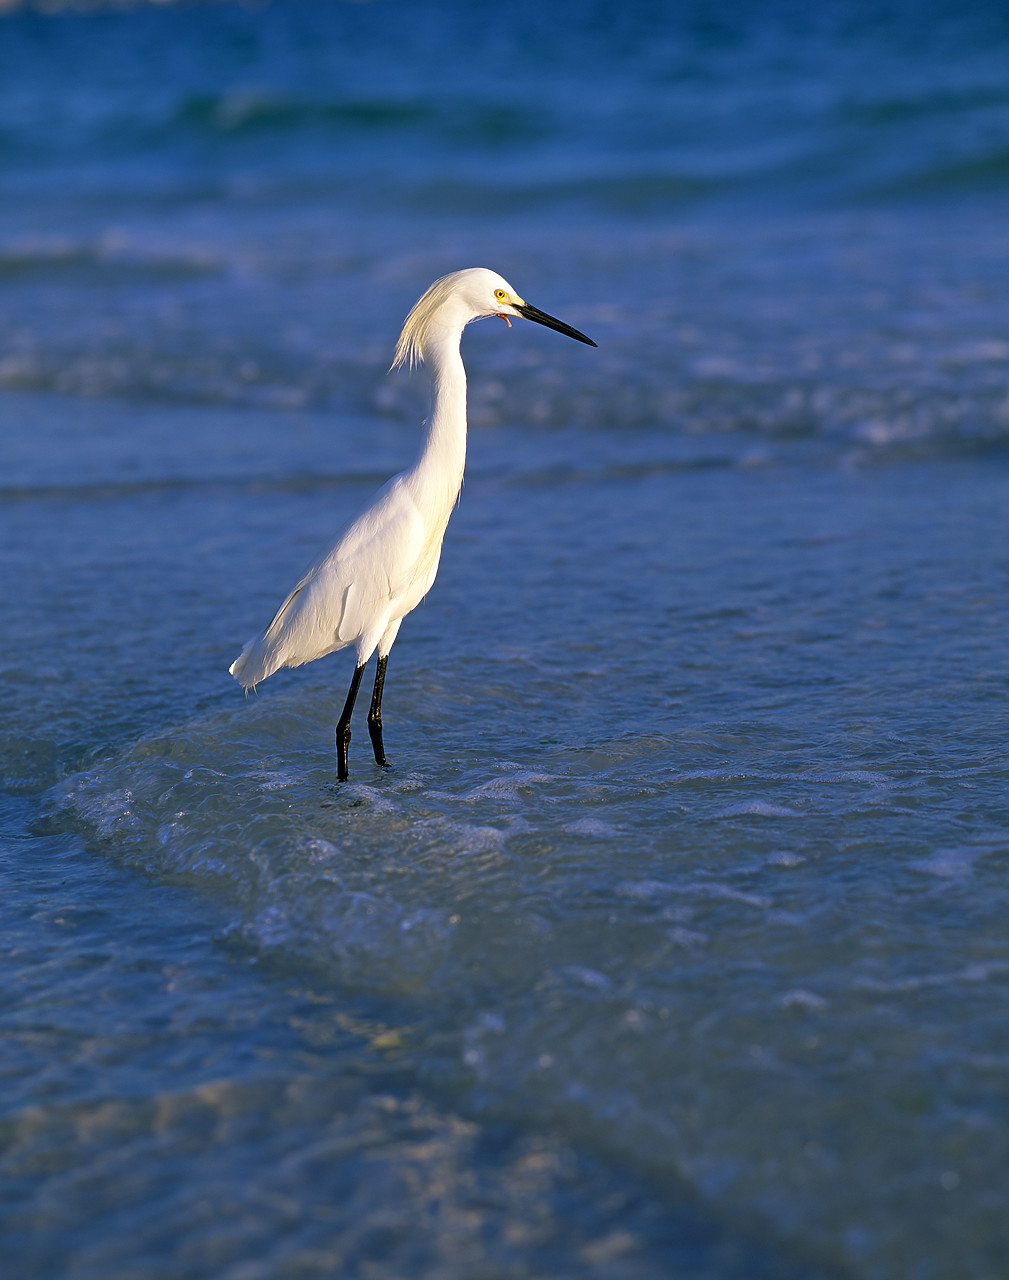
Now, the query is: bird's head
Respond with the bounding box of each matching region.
[392,268,596,370]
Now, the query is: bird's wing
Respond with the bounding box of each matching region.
[231,477,429,685]
[326,476,429,641]
[277,476,427,640]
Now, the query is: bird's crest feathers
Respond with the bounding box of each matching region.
[391,271,464,372]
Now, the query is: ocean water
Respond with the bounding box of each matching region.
[3,2,1009,1277]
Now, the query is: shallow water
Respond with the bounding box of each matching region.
[4,3,1009,1278]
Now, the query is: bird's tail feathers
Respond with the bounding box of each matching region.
[229,635,284,690]
[229,583,351,688]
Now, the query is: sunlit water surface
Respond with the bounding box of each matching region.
[3,3,1009,1278]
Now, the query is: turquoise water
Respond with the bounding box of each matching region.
[3,3,1009,1277]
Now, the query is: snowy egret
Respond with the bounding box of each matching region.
[230,267,595,779]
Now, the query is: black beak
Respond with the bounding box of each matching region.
[514,302,597,347]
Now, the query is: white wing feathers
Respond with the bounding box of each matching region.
[229,477,428,688]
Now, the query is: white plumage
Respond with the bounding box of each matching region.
[230,267,595,779]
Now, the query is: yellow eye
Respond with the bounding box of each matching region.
[494,289,507,301]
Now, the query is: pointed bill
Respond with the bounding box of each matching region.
[514,302,597,347]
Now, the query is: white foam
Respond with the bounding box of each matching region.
[419,818,506,855]
[715,800,801,818]
[909,847,982,880]
[779,989,829,1011]
[617,879,771,909]
[766,851,806,867]
[616,879,674,900]
[802,769,891,785]
[563,817,619,837]
[692,883,772,909]
[341,783,396,813]
[668,926,708,947]
[562,965,613,991]
[459,771,559,802]
[83,786,144,840]
[857,961,1009,994]
[249,770,302,792]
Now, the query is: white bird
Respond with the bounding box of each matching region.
[230,267,596,780]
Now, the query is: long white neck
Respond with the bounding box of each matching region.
[408,325,468,514]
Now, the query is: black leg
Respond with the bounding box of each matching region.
[368,653,389,767]
[336,663,365,782]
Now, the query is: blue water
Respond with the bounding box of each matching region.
[3,2,1009,1277]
